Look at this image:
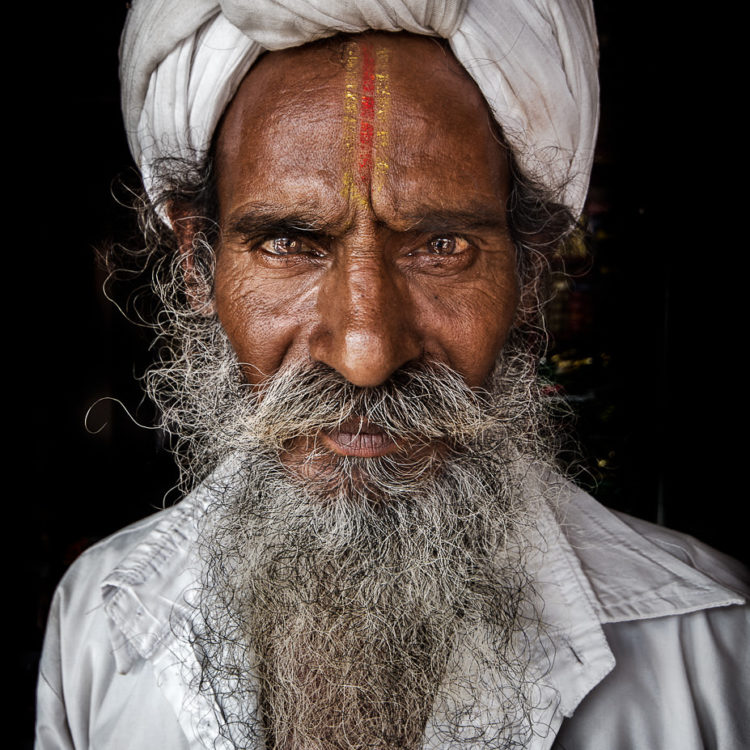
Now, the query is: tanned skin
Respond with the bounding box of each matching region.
[175,32,519,469]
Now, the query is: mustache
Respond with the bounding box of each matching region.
[244,359,498,451]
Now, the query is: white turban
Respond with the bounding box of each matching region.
[120,0,599,215]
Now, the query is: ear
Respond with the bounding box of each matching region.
[167,201,216,315]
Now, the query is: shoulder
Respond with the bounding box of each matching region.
[558,603,750,749]
[39,504,186,681]
[550,486,750,749]
[556,603,750,749]
[46,496,202,666]
[55,508,178,602]
[42,508,174,652]
[37,549,195,750]
[39,497,199,673]
[36,502,198,750]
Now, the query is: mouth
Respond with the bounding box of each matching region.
[319,418,400,458]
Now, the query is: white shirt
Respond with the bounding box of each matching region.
[35,476,750,750]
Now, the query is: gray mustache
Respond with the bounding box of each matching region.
[245,359,497,450]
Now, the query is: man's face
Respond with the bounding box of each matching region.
[212,32,518,463]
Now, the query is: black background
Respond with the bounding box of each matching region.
[15,3,744,745]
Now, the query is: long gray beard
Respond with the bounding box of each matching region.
[161,322,560,749]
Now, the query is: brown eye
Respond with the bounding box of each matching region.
[261,237,302,255]
[402,234,476,275]
[427,236,469,255]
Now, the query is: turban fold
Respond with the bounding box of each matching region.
[120,0,599,215]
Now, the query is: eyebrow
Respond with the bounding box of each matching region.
[225,205,343,239]
[395,206,509,233]
[223,201,508,240]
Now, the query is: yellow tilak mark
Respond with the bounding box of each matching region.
[374,47,390,195]
[341,43,364,205]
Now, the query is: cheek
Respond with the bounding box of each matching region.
[417,271,519,388]
[213,251,315,383]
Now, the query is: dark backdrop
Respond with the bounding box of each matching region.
[16,3,743,746]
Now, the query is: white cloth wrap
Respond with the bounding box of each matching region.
[120,0,599,215]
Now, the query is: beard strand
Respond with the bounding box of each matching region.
[152,317,561,749]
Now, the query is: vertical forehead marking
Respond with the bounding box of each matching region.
[356,43,376,191]
[374,47,390,195]
[342,42,359,204]
[341,40,389,206]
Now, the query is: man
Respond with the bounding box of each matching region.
[36,1,749,748]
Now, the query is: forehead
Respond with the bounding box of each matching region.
[214,32,509,222]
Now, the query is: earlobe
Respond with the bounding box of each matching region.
[167,202,216,316]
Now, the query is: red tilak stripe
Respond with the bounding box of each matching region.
[357,44,376,186]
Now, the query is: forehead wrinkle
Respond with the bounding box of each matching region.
[218,58,344,158]
[264,82,343,130]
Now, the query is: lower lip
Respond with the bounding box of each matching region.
[319,429,400,458]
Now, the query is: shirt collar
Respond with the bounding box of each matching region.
[551,480,747,623]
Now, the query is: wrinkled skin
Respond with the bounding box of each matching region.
[176,32,519,462]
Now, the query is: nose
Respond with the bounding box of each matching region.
[309,254,422,387]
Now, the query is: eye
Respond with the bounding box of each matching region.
[426,236,469,255]
[408,235,472,258]
[401,233,476,275]
[258,237,318,256]
[252,236,327,266]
